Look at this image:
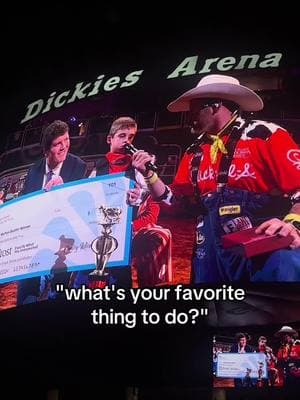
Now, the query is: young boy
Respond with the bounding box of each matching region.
[77,116,172,287]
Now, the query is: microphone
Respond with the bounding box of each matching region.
[186,133,205,154]
[124,143,158,172]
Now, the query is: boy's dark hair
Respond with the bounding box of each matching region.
[258,336,267,342]
[42,120,69,153]
[108,117,137,137]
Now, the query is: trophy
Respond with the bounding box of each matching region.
[89,205,122,280]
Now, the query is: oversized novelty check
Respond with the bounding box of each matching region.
[216,353,267,379]
[0,173,133,284]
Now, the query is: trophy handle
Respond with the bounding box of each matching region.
[90,234,118,278]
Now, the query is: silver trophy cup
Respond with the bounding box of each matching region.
[90,205,122,280]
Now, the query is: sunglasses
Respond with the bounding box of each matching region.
[190,99,222,112]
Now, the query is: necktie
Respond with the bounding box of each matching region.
[40,169,55,297]
[45,170,54,186]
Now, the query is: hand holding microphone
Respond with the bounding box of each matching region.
[125,143,169,198]
[124,143,158,173]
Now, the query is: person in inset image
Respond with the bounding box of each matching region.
[131,74,300,283]
[257,335,278,387]
[275,325,300,387]
[230,332,255,388]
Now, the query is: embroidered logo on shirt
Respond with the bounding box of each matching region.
[233,148,251,159]
[195,248,206,259]
[228,163,256,180]
[199,163,256,182]
[287,149,300,170]
[196,231,206,245]
[222,216,253,233]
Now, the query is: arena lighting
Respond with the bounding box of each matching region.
[68,116,77,125]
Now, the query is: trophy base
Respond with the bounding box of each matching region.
[89,269,109,281]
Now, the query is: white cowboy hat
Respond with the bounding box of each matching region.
[167,74,264,112]
[275,325,298,338]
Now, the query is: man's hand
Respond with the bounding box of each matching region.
[44,176,64,191]
[255,218,300,249]
[131,150,154,176]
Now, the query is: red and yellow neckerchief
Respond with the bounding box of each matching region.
[209,112,239,164]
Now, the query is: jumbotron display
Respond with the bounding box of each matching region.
[0,47,299,311]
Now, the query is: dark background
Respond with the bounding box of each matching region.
[1,5,299,138]
[0,293,212,397]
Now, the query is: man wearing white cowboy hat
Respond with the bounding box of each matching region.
[275,325,300,386]
[275,325,299,338]
[132,74,300,283]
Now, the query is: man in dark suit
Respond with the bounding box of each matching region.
[230,332,255,387]
[18,120,86,305]
[230,332,254,354]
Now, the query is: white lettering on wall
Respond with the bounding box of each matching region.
[20,99,44,124]
[20,51,282,124]
[167,52,283,78]
[20,70,144,124]
[167,56,198,78]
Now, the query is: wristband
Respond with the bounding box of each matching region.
[144,172,159,185]
[143,171,155,180]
